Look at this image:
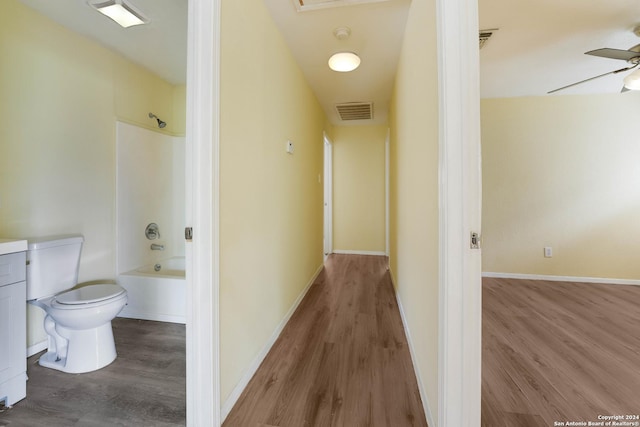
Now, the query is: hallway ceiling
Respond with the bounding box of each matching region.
[263,0,411,124]
[480,0,640,98]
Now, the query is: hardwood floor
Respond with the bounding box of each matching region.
[482,277,640,426]
[0,319,185,427]
[223,254,428,427]
[5,269,634,426]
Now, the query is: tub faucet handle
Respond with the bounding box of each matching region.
[145,223,160,240]
[150,243,165,251]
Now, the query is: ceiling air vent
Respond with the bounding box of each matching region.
[336,102,373,121]
[294,0,392,12]
[479,28,498,49]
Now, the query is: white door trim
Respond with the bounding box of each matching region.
[185,0,220,425]
[323,132,333,259]
[436,0,482,425]
[385,128,390,256]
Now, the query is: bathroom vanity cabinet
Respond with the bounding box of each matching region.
[0,241,27,407]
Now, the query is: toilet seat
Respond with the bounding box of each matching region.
[54,284,126,306]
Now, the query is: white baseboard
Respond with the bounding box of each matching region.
[482,271,640,287]
[27,340,47,358]
[221,263,325,422]
[389,271,435,427]
[332,249,387,256]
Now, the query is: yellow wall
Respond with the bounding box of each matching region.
[173,85,187,136]
[113,58,183,136]
[388,0,439,423]
[219,0,326,404]
[332,125,387,253]
[482,93,640,279]
[0,0,184,347]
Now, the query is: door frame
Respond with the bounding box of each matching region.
[436,0,482,424]
[323,132,333,260]
[185,0,220,425]
[385,128,390,256]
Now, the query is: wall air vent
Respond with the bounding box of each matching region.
[479,28,498,49]
[294,0,391,12]
[335,102,373,121]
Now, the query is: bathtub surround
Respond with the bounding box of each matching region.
[0,0,186,351]
[119,256,186,324]
[115,122,185,323]
[116,121,185,274]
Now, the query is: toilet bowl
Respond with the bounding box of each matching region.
[30,284,128,373]
[26,235,128,374]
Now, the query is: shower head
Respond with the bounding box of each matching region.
[148,112,167,129]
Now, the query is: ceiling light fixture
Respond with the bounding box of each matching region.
[328,52,361,72]
[624,69,640,90]
[89,0,149,28]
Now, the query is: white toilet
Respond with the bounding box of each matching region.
[26,235,128,374]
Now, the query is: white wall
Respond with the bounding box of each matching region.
[116,122,185,274]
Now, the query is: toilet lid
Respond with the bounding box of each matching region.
[54,284,126,305]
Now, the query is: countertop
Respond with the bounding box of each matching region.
[0,239,28,256]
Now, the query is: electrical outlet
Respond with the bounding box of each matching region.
[544,247,552,258]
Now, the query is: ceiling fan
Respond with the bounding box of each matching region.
[548,43,640,94]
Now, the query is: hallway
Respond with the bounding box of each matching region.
[223,254,427,427]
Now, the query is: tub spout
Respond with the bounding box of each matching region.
[150,243,165,251]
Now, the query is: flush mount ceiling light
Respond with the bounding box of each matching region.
[89,0,149,28]
[328,52,361,72]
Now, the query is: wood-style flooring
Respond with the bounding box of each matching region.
[223,254,428,427]
[482,277,640,426]
[0,319,185,427]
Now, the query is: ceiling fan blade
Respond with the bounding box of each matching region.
[586,48,640,61]
[548,65,635,94]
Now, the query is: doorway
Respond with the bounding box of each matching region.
[185,0,482,424]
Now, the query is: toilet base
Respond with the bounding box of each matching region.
[39,321,117,374]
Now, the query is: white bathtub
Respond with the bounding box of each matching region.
[117,256,186,324]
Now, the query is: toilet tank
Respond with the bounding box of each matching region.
[26,235,84,300]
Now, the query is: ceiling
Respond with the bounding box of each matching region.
[17,0,187,85]
[20,0,634,115]
[262,0,410,124]
[480,0,640,98]
[17,0,409,126]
